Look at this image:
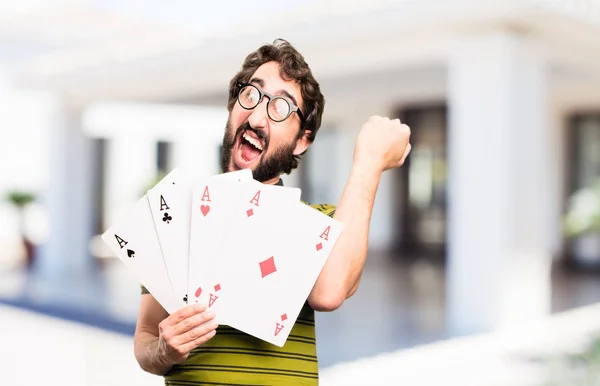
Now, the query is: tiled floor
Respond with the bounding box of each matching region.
[1,251,599,369]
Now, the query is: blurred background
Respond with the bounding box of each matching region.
[1,0,600,385]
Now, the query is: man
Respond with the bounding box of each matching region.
[133,39,411,385]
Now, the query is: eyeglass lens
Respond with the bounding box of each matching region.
[239,85,292,122]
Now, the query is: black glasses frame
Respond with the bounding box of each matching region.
[236,82,304,123]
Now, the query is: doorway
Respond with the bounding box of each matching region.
[393,105,448,261]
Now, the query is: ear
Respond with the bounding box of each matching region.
[293,129,312,156]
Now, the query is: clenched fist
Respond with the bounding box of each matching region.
[354,116,411,172]
[157,303,218,364]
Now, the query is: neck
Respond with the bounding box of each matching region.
[261,175,281,185]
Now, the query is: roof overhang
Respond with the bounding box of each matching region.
[11,0,600,104]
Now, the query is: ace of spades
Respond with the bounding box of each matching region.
[101,195,178,314]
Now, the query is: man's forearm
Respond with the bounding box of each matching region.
[134,332,174,376]
[308,160,381,311]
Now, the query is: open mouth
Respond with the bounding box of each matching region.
[236,129,266,166]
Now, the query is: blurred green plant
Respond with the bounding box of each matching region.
[564,178,600,237]
[4,190,36,268]
[540,334,600,386]
[6,191,35,208]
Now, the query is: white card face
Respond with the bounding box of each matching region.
[147,168,192,309]
[205,181,301,326]
[101,195,177,314]
[212,169,253,182]
[187,170,254,308]
[222,202,343,347]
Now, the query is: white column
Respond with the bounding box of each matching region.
[446,32,552,335]
[36,106,97,278]
[104,135,157,227]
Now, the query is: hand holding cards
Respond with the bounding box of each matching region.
[101,168,343,347]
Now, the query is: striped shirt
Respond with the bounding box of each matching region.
[143,202,336,385]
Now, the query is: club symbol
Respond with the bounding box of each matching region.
[183,295,188,303]
[162,212,172,224]
[127,249,135,258]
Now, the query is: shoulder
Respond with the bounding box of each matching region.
[301,201,337,218]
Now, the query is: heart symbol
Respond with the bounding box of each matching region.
[200,205,210,216]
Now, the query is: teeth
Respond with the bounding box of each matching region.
[243,132,263,151]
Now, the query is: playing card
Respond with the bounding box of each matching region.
[219,201,343,347]
[147,168,192,309]
[101,195,178,314]
[187,169,253,308]
[204,180,301,326]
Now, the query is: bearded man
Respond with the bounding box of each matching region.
[133,38,411,385]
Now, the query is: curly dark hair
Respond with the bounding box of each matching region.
[227,39,325,164]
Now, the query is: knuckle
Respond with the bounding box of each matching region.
[165,336,177,349]
[194,331,215,347]
[183,318,193,328]
[188,328,199,340]
[174,310,186,322]
[161,331,172,342]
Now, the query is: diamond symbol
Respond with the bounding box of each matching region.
[281,313,287,321]
[246,208,254,217]
[316,242,323,251]
[259,256,277,278]
[214,283,221,292]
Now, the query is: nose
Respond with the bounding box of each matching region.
[247,97,269,129]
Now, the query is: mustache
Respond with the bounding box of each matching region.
[236,122,268,148]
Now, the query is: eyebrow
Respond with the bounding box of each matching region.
[249,77,300,108]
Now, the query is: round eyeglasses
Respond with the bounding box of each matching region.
[236,82,304,123]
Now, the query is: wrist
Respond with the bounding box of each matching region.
[155,339,177,368]
[352,154,384,176]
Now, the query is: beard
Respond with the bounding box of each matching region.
[220,120,298,183]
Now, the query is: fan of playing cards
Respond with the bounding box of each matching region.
[101,168,343,347]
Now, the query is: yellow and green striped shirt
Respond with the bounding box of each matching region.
[145,202,336,386]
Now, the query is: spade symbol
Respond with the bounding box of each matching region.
[183,295,188,303]
[127,249,135,258]
[162,212,173,224]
